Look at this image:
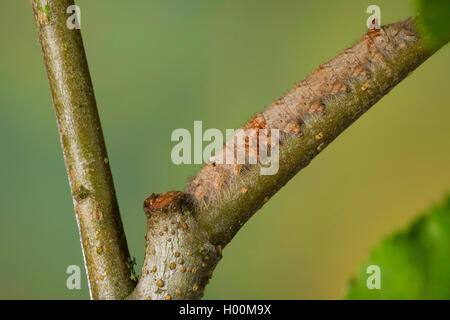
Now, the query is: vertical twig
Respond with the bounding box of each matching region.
[31,0,135,299]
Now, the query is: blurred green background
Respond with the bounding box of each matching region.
[0,0,448,299]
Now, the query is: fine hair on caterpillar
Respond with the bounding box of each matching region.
[171,121,280,175]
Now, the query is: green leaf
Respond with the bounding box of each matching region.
[415,0,450,51]
[346,195,450,299]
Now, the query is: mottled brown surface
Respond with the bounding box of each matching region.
[186,18,433,246]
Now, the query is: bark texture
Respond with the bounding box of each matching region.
[32,1,447,300]
[32,0,135,299]
[187,18,437,246]
[128,191,221,300]
[129,18,446,299]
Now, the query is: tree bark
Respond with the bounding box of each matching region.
[129,18,447,299]
[188,18,436,246]
[31,0,135,299]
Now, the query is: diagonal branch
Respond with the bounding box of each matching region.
[129,17,448,300]
[187,17,437,246]
[31,0,135,299]
[31,0,447,301]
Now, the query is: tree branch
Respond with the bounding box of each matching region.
[32,0,447,301]
[129,17,448,299]
[188,17,437,246]
[128,191,221,300]
[31,0,135,299]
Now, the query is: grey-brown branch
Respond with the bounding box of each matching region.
[188,18,435,246]
[32,0,447,301]
[32,0,135,299]
[130,18,446,300]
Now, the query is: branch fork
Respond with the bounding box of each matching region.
[32,0,447,300]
